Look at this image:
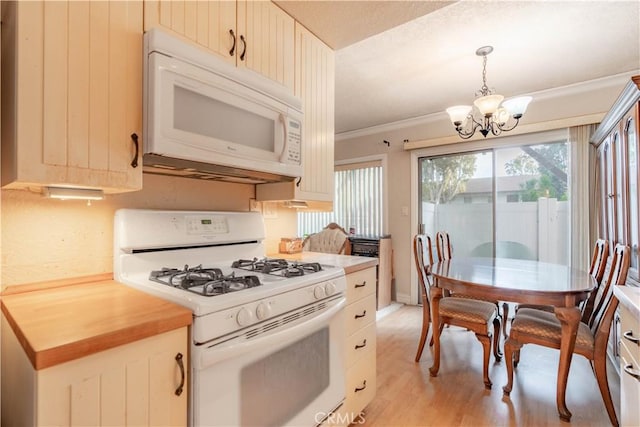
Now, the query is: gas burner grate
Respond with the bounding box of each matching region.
[232,258,323,277]
[149,264,262,296]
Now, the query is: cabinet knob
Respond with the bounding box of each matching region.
[175,353,185,396]
[355,310,367,319]
[623,362,640,381]
[240,35,247,61]
[229,29,236,56]
[130,133,139,168]
[623,330,640,344]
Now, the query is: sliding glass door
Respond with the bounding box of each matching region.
[418,141,570,263]
[419,151,493,257]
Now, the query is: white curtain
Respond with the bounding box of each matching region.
[569,124,598,270]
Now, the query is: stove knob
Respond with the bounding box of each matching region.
[236,307,253,326]
[256,302,271,320]
[324,282,336,296]
[314,285,326,299]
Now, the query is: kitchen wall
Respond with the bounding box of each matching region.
[1,174,297,290]
[335,73,634,305]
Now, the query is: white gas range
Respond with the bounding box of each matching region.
[114,209,346,427]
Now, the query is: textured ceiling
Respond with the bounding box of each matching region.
[276,1,640,135]
[273,1,453,49]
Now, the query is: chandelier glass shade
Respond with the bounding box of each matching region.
[446,46,532,139]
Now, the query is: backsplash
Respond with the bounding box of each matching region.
[1,174,297,290]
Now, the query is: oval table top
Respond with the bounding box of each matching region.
[431,257,596,305]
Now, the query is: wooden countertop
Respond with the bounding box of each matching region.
[615,285,640,320]
[1,275,192,370]
[271,251,378,274]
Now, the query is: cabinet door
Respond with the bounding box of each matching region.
[237,1,294,90]
[143,0,237,65]
[294,23,335,202]
[624,106,640,280]
[37,328,188,427]
[2,0,142,193]
[255,22,335,204]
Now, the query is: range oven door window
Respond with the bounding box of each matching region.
[192,297,345,427]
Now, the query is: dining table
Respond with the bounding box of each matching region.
[429,257,597,422]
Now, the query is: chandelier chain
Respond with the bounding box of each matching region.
[480,54,489,96]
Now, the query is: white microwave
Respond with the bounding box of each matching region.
[143,29,303,184]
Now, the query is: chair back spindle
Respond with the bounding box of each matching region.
[435,231,452,262]
[580,239,609,322]
[588,244,630,335]
[414,234,434,300]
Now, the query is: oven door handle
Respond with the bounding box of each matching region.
[198,298,345,369]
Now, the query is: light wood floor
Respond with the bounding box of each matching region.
[359,304,619,427]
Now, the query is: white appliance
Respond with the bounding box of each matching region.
[143,29,303,184]
[114,209,346,427]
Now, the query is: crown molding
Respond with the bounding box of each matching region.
[335,72,638,142]
[590,75,640,144]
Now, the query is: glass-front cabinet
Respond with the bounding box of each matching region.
[592,76,639,388]
[593,77,640,283]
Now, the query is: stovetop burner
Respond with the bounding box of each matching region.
[150,264,261,297]
[232,258,323,278]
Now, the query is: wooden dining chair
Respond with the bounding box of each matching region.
[514,239,609,321]
[503,243,630,426]
[413,234,502,389]
[436,230,510,338]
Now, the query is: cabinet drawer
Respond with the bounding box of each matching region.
[344,351,376,419]
[620,342,640,427]
[345,294,376,336]
[346,268,376,303]
[620,305,640,364]
[346,322,376,369]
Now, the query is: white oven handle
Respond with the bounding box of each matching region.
[198,297,345,370]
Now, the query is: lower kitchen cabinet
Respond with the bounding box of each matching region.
[1,319,188,427]
[335,266,377,424]
[619,302,640,426]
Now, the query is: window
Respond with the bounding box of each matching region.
[298,161,383,237]
[418,140,570,263]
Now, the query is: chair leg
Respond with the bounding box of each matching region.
[503,338,522,396]
[429,323,444,347]
[492,317,502,361]
[514,348,521,367]
[475,333,492,390]
[502,302,509,338]
[415,303,431,362]
[593,354,619,426]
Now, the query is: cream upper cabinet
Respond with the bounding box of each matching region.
[256,23,336,205]
[1,1,143,194]
[144,0,294,90]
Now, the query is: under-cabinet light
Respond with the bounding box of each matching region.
[283,200,308,209]
[43,186,105,201]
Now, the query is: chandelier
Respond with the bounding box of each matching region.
[446,46,532,139]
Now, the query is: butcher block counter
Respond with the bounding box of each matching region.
[273,251,378,274]
[1,273,192,426]
[1,273,192,370]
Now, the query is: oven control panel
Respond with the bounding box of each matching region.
[186,215,229,235]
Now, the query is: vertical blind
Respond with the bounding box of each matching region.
[298,162,383,237]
